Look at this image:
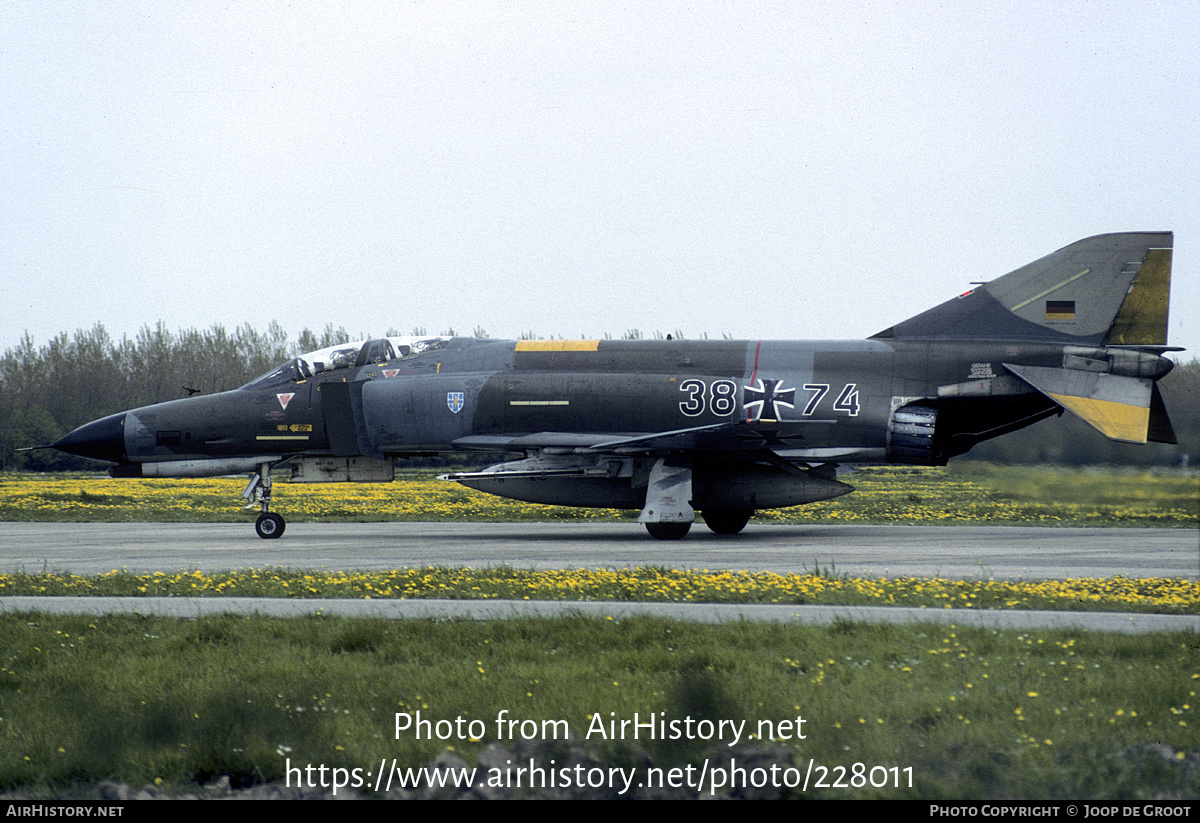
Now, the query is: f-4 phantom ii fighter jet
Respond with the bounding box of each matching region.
[51,232,1179,539]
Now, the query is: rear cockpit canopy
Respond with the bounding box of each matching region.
[242,336,451,390]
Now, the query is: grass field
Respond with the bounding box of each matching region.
[1,464,1196,527]
[1,613,1197,799]
[3,567,1197,615]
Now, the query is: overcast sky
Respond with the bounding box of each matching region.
[3,1,1197,358]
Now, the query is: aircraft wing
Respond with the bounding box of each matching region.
[452,419,835,455]
[584,420,835,452]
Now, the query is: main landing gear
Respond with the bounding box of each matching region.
[636,457,758,539]
[243,463,286,539]
[643,510,754,539]
[638,459,695,540]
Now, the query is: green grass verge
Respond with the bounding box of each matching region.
[1,464,1196,527]
[2,613,1196,799]
[3,567,1198,615]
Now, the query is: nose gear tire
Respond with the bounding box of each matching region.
[255,512,285,539]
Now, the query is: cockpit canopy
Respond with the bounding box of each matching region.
[242,336,451,390]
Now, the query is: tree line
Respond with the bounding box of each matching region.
[0,322,357,470]
[1,323,1196,470]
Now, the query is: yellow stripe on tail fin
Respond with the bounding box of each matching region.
[1105,247,1172,346]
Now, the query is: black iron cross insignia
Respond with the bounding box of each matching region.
[742,378,795,422]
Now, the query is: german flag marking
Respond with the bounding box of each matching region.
[1045,300,1075,320]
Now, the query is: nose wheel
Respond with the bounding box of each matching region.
[243,463,287,539]
[255,512,286,539]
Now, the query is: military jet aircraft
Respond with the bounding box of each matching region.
[50,232,1179,539]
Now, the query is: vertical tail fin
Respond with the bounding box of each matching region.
[872,232,1174,344]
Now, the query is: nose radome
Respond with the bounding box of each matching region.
[51,412,127,463]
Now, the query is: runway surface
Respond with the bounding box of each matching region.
[0,521,1195,579]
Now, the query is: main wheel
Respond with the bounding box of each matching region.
[255,512,285,539]
[702,509,752,535]
[644,521,691,540]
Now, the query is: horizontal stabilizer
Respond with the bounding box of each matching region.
[1004,363,1156,444]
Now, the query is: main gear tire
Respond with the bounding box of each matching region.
[703,509,752,535]
[644,521,692,540]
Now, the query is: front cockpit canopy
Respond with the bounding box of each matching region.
[242,336,451,390]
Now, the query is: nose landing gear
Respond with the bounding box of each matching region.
[243,463,286,539]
